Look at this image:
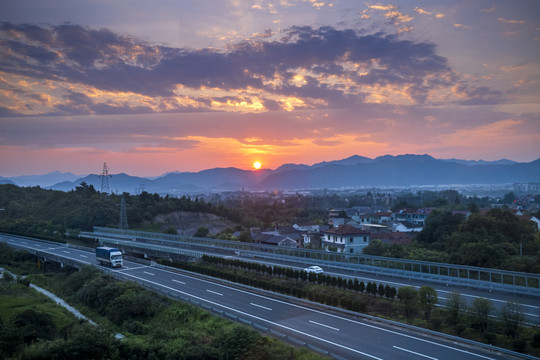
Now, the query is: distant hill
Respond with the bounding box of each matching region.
[3,155,539,194]
[3,171,83,187]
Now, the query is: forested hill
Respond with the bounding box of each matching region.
[0,183,233,238]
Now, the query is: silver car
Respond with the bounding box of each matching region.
[304,265,324,274]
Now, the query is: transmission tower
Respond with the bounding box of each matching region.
[99,162,111,195]
[119,194,129,229]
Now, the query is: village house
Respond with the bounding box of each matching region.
[370,211,393,224]
[252,233,299,248]
[393,208,435,226]
[393,221,423,233]
[321,224,370,254]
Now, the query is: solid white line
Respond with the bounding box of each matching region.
[143,271,155,276]
[206,289,223,296]
[172,279,186,285]
[250,302,272,311]
[119,272,383,360]
[117,265,149,271]
[393,346,438,360]
[309,320,340,331]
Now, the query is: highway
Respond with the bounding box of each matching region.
[93,232,540,325]
[0,233,532,360]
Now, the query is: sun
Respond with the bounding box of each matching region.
[253,161,262,169]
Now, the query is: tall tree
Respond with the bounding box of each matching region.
[445,292,466,325]
[398,286,418,320]
[470,298,494,333]
[500,302,525,339]
[418,286,438,321]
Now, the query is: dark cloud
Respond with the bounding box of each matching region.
[0,22,498,116]
[454,85,505,105]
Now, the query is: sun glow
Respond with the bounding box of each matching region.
[253,161,262,169]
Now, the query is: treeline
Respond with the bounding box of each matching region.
[0,246,324,359]
[365,208,540,272]
[0,183,230,237]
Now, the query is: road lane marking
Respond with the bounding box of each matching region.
[250,302,272,311]
[123,266,500,359]
[79,255,87,258]
[206,289,223,296]
[63,251,70,254]
[157,269,496,359]
[309,320,340,331]
[172,279,186,285]
[143,271,155,276]
[116,272,383,360]
[393,346,438,360]
[117,265,148,271]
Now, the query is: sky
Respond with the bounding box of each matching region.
[1,0,539,177]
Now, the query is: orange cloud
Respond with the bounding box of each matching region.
[498,18,526,24]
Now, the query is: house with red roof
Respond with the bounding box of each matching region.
[321,224,370,254]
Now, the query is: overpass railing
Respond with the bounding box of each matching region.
[87,227,540,296]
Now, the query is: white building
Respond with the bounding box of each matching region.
[321,225,370,254]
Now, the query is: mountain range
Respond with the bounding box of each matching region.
[1,154,539,194]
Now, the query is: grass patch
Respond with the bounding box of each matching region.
[0,282,78,332]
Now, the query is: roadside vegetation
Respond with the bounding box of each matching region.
[162,254,540,356]
[365,207,540,273]
[0,244,325,360]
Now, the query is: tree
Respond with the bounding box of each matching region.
[500,302,525,339]
[503,191,515,205]
[418,286,438,321]
[370,282,378,296]
[362,239,387,256]
[445,292,466,325]
[470,298,494,333]
[377,283,385,297]
[398,287,418,320]
[56,323,116,359]
[415,210,464,248]
[165,226,178,234]
[193,226,209,237]
[12,309,58,344]
[238,230,252,242]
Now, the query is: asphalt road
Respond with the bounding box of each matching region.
[97,232,540,325]
[0,233,532,360]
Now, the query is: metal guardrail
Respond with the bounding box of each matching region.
[87,227,540,296]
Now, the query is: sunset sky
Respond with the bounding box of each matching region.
[1,0,539,177]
